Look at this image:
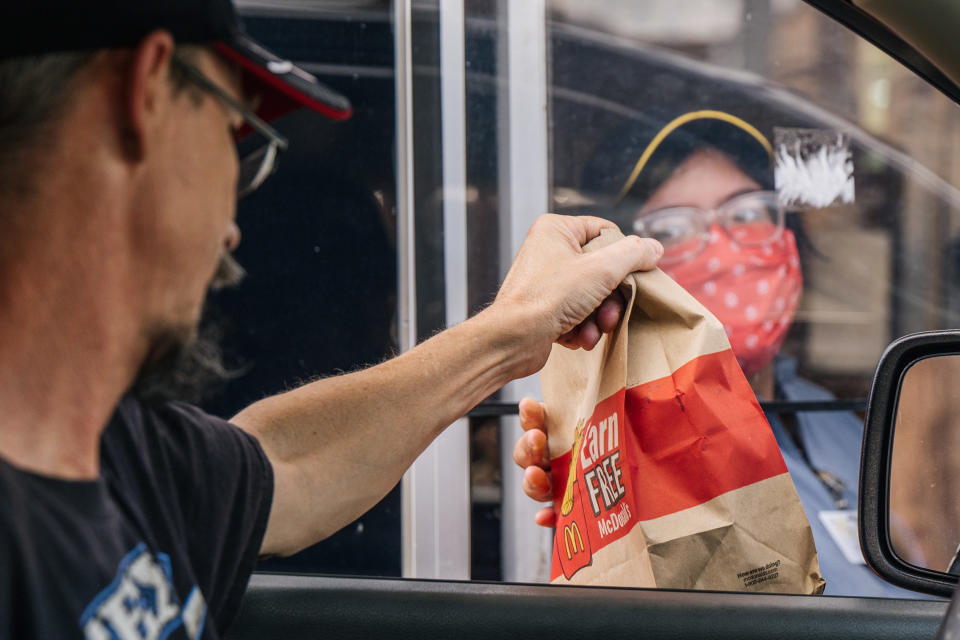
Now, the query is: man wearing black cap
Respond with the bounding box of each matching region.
[0,1,663,637]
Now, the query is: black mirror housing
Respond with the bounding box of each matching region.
[860,330,960,597]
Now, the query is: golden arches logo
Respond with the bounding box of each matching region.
[555,417,594,580]
[563,522,585,560]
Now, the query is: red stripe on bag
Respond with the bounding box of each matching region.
[622,349,787,518]
[550,349,787,580]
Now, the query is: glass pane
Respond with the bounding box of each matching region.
[544,0,959,597]
[199,0,960,594]
[203,2,401,577]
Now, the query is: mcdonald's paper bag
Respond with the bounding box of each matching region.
[541,229,824,594]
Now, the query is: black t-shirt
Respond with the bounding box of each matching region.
[0,396,274,639]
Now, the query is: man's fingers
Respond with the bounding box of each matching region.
[555,214,619,247]
[596,292,624,334]
[557,326,580,349]
[576,316,602,351]
[513,428,549,469]
[518,397,546,432]
[535,505,556,528]
[522,465,553,502]
[587,235,663,286]
[565,293,624,351]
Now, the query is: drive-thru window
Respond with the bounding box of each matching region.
[204,0,960,596]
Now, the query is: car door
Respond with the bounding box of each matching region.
[212,0,959,637]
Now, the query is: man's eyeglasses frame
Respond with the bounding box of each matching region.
[170,55,289,198]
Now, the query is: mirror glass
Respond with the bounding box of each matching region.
[890,355,960,575]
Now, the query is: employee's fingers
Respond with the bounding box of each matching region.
[535,505,556,528]
[513,428,549,470]
[518,398,546,432]
[516,399,550,471]
[522,465,553,502]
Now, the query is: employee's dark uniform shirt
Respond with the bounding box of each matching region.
[0,397,274,638]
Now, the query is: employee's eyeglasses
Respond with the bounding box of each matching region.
[632,190,785,264]
[171,56,289,198]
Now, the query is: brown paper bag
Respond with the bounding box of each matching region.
[542,229,824,594]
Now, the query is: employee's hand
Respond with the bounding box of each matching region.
[490,214,661,378]
[513,397,556,528]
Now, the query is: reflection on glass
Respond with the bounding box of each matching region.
[890,355,960,574]
[205,6,402,577]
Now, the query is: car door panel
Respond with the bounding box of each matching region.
[226,574,947,639]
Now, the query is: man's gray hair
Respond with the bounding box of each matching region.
[0,45,205,196]
[0,51,96,193]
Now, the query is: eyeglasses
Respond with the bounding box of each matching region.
[170,56,289,198]
[632,190,785,264]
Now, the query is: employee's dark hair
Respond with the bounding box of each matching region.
[582,118,771,226]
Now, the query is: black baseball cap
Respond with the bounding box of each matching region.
[0,0,352,122]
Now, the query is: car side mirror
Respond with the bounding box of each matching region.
[860,330,960,597]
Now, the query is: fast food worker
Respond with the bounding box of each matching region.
[0,1,663,636]
[513,111,931,598]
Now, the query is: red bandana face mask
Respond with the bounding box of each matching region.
[661,226,803,378]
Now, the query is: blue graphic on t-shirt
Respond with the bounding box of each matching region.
[79,543,207,639]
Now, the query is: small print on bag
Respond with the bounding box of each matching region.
[540,228,825,594]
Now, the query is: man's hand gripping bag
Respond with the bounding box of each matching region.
[541,230,824,594]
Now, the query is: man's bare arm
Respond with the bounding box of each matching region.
[232,215,662,557]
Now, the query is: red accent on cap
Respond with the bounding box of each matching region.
[214,41,352,122]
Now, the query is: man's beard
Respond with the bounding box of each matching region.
[129,252,246,407]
